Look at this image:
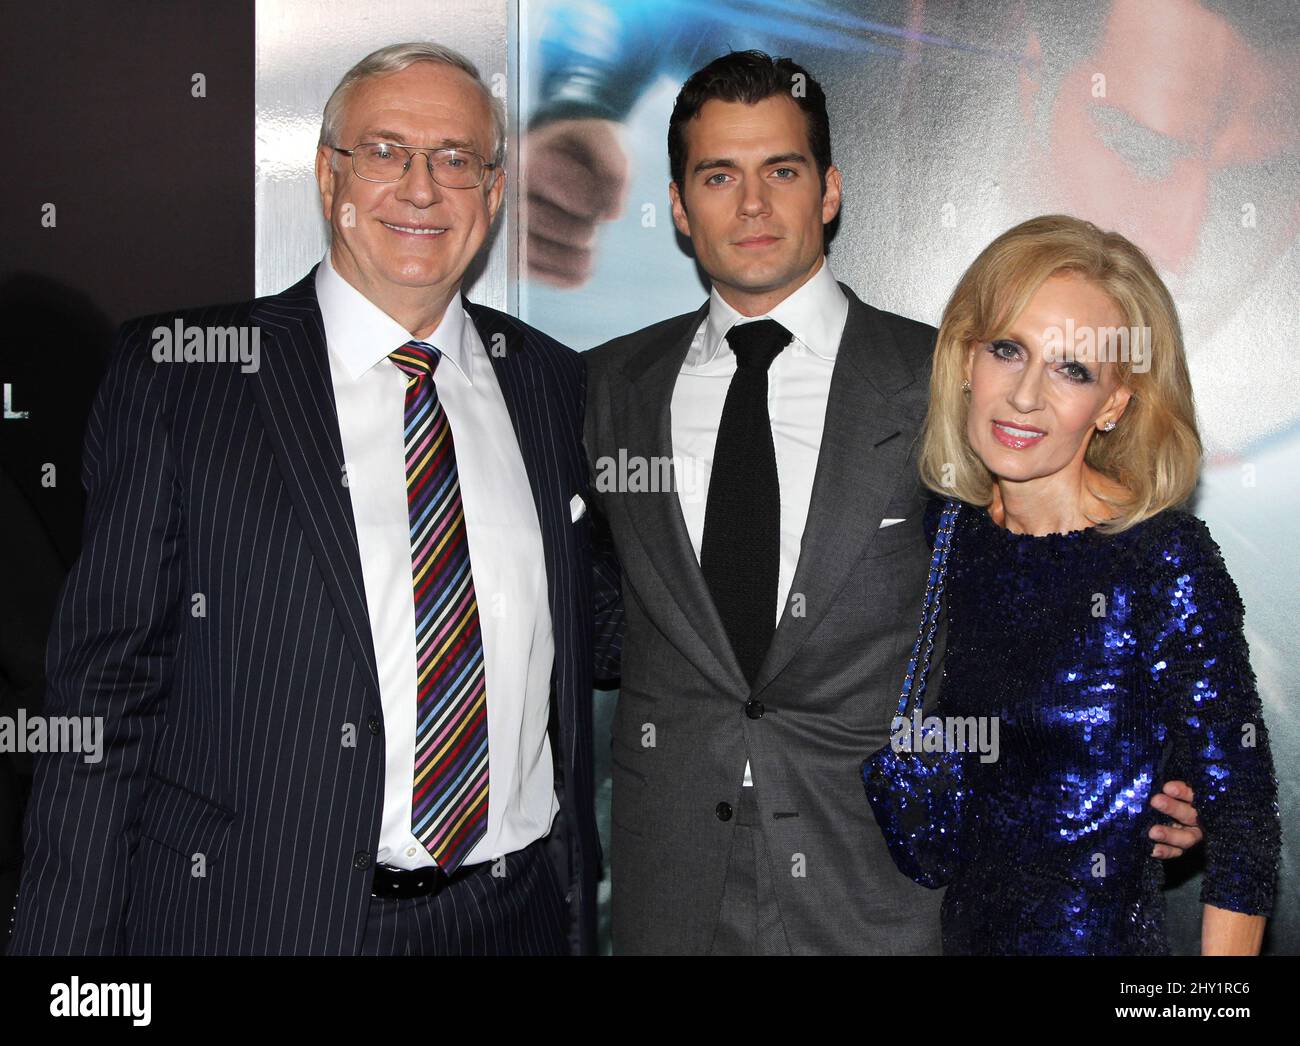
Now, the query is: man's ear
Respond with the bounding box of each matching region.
[485,163,506,224]
[315,146,336,221]
[821,164,843,225]
[669,181,691,239]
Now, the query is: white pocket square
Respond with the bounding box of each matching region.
[570,493,587,522]
[878,517,906,528]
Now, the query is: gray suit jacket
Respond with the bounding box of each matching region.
[584,286,946,954]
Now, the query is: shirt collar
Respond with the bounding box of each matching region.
[314,251,475,385]
[694,255,848,367]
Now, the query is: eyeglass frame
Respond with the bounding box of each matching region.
[328,141,500,188]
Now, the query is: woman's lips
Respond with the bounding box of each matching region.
[991,420,1047,450]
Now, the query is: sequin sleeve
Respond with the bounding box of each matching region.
[1146,515,1281,917]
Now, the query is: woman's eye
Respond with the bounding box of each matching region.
[1062,362,1095,383]
[989,339,1021,360]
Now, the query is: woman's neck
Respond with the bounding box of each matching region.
[994,464,1120,536]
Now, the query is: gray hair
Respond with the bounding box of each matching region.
[318,41,506,169]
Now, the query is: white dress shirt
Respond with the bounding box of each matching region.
[670,255,849,786]
[316,253,558,869]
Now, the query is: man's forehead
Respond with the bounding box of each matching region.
[340,66,491,141]
[686,96,810,154]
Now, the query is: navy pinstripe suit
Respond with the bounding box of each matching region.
[6,269,621,955]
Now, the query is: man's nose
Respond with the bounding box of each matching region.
[395,152,444,207]
[738,176,771,217]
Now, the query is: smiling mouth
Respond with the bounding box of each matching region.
[381,221,447,236]
[992,420,1047,449]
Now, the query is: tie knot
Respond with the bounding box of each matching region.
[725,319,791,371]
[389,340,441,380]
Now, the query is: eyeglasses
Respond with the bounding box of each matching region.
[330,142,498,188]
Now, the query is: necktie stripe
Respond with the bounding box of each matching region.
[415,753,487,816]
[420,771,489,843]
[421,802,488,866]
[414,736,488,829]
[408,471,457,529]
[405,439,450,495]
[410,508,465,582]
[415,575,474,651]
[407,434,450,483]
[411,515,469,591]
[426,780,490,846]
[417,603,479,682]
[415,699,487,790]
[417,703,488,790]
[416,681,485,757]
[388,339,489,872]
[416,598,475,666]
[416,636,481,708]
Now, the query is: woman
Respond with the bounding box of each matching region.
[893,214,1279,955]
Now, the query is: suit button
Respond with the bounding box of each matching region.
[353,851,371,870]
[367,717,381,735]
[715,801,733,822]
[744,700,765,719]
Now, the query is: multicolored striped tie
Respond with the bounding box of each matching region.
[388,340,488,872]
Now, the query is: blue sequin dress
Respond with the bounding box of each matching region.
[925,500,1280,955]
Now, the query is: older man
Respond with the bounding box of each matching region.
[8,42,620,956]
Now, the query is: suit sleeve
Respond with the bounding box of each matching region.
[7,322,184,954]
[581,352,623,688]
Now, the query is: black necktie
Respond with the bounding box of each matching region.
[700,318,791,685]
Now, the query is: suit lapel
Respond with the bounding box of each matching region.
[615,303,749,695]
[249,269,383,709]
[752,288,919,693]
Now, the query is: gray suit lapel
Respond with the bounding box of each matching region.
[614,302,749,695]
[753,288,920,693]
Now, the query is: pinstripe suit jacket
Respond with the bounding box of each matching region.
[7,269,621,955]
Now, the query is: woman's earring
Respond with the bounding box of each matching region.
[1101,419,1116,431]
[961,379,971,393]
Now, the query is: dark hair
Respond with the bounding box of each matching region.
[668,50,832,193]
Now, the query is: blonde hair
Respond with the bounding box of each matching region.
[918,214,1202,533]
